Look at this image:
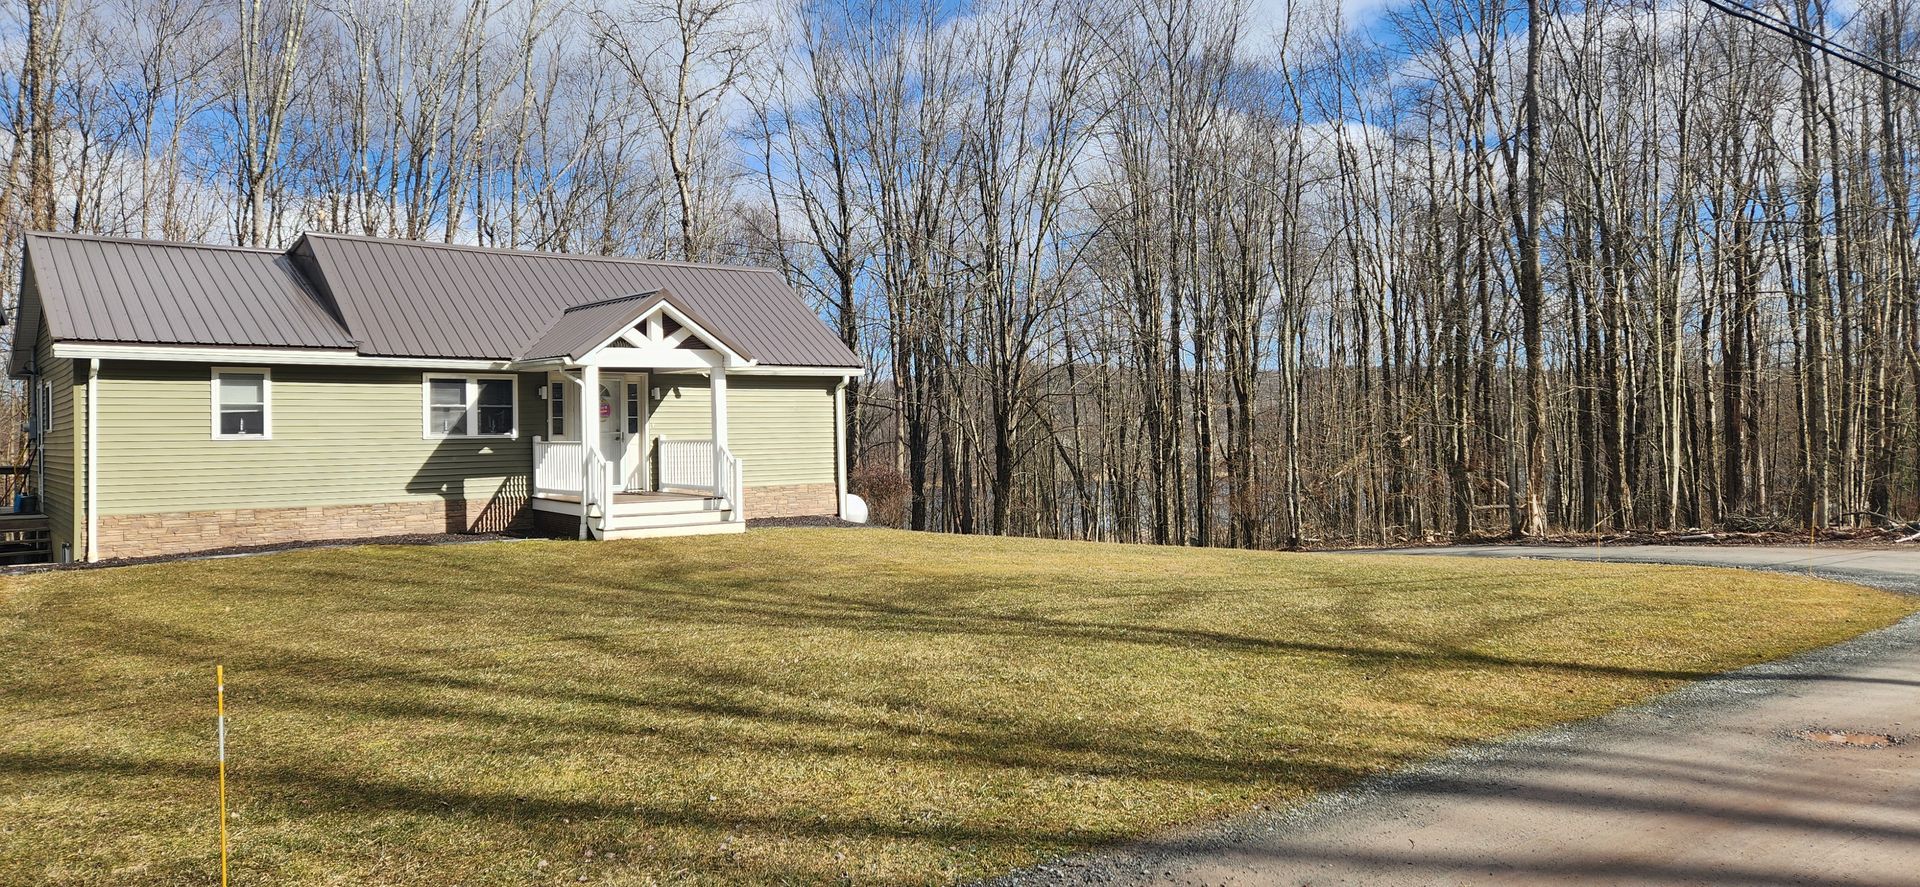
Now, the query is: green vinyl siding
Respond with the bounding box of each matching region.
[33,326,78,557]
[646,375,711,447]
[647,374,836,487]
[96,362,539,515]
[727,376,836,486]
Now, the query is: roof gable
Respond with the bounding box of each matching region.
[17,233,357,353]
[6,264,44,376]
[515,290,755,366]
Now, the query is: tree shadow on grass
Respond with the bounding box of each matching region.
[10,542,1915,884]
[14,549,1910,742]
[214,548,1920,691]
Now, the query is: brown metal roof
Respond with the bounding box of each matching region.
[515,290,758,363]
[21,232,356,350]
[13,231,861,370]
[299,233,859,366]
[517,292,661,363]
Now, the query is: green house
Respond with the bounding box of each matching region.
[6,232,863,562]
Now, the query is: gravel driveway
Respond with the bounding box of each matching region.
[995,545,1920,887]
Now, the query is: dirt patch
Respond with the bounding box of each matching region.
[1792,729,1904,748]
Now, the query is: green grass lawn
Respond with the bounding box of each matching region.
[1,529,1910,885]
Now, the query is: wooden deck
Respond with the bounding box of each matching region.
[0,512,51,564]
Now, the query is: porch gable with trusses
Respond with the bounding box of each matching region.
[516,288,750,540]
[512,289,756,371]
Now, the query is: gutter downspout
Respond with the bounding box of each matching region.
[30,364,45,517]
[85,358,98,562]
[833,377,848,518]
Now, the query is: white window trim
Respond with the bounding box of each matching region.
[422,373,519,440]
[211,366,273,441]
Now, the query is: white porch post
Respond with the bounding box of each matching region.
[710,367,729,497]
[579,363,600,540]
[581,363,602,451]
[834,378,848,517]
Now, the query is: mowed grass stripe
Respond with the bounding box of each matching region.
[0,528,1909,885]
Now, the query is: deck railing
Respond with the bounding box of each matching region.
[581,447,616,538]
[532,437,585,498]
[0,512,50,565]
[542,435,744,529]
[718,446,745,523]
[660,438,745,523]
[657,438,715,491]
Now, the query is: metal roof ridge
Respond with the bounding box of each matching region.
[25,231,288,254]
[560,289,661,315]
[300,232,784,274]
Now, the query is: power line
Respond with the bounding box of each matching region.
[1702,0,1920,92]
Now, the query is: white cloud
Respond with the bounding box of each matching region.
[1241,0,1401,58]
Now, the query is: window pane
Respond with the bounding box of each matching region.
[429,378,467,407]
[549,383,566,438]
[429,405,468,436]
[478,406,513,435]
[469,380,514,435]
[477,378,513,407]
[218,373,265,406]
[626,385,640,433]
[220,408,266,437]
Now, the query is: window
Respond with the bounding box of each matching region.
[423,374,518,439]
[548,382,568,439]
[625,383,640,434]
[477,379,514,435]
[35,381,51,436]
[211,368,270,439]
[428,378,469,435]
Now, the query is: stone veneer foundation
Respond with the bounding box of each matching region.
[743,483,838,519]
[93,483,838,559]
[94,498,528,560]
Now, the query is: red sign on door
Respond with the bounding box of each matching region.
[599,404,612,418]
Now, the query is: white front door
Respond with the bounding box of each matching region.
[597,376,626,491]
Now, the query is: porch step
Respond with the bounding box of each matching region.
[611,495,728,517]
[595,497,737,539]
[607,507,732,528]
[599,520,747,540]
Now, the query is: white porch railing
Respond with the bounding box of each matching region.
[540,435,744,530]
[660,438,745,523]
[581,446,616,539]
[658,438,715,491]
[532,437,586,497]
[719,445,745,523]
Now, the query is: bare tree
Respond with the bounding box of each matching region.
[592,0,759,261]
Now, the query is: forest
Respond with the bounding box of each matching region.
[1,0,1914,547]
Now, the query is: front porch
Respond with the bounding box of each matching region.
[515,289,754,540]
[529,487,740,539]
